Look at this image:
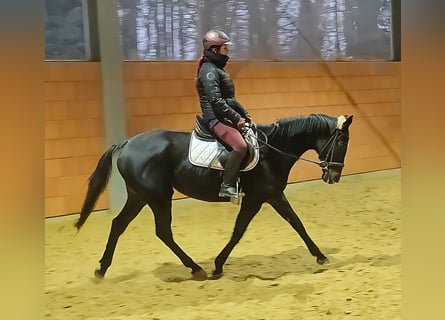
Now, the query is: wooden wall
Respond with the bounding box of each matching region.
[45,61,400,217]
[45,63,109,217]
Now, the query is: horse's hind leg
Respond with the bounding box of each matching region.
[268,193,328,265]
[95,191,145,278]
[149,199,207,280]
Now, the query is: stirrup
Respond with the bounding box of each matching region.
[219,181,245,204]
[229,192,244,205]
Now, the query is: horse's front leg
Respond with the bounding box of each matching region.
[212,198,263,279]
[268,193,328,265]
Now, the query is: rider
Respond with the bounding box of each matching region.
[195,29,252,198]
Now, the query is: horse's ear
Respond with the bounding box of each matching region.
[342,115,353,130]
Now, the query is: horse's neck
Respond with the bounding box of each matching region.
[261,117,334,173]
[267,131,316,172]
[269,123,316,152]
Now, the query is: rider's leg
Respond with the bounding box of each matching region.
[211,122,247,197]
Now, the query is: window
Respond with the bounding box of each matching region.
[45,0,90,60]
[118,0,394,61]
[44,0,394,61]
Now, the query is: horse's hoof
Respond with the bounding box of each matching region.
[316,257,329,265]
[94,269,105,279]
[192,269,208,281]
[209,271,223,280]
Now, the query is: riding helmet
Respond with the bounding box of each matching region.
[203,29,232,50]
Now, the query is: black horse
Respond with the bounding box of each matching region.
[75,114,353,280]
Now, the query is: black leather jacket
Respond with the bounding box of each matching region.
[196,52,248,126]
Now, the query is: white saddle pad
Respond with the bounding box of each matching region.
[188,128,259,171]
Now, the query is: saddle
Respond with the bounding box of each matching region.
[189,116,260,171]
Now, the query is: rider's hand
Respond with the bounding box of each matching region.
[237,118,247,133]
[243,115,256,130]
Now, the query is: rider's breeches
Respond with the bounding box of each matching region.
[211,122,247,185]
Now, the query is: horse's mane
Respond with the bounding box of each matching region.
[274,114,335,137]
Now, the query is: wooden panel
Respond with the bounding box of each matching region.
[46,175,89,197]
[45,197,66,217]
[45,192,109,218]
[338,76,400,90]
[229,62,327,78]
[350,115,401,144]
[45,156,100,178]
[348,89,400,104]
[124,62,192,80]
[354,102,401,117]
[129,97,185,116]
[45,159,63,179]
[44,62,107,217]
[326,61,400,76]
[45,82,77,101]
[45,62,101,81]
[343,156,400,174]
[66,100,103,119]
[45,101,69,120]
[74,81,102,100]
[349,141,401,159]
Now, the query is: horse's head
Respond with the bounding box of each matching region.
[318,115,353,184]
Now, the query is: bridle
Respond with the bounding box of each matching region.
[317,128,346,171]
[246,124,346,171]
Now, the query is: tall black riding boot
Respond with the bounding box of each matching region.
[219,150,245,197]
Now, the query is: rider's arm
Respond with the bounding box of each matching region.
[226,98,251,122]
[200,65,242,125]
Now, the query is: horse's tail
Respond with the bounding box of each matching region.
[75,143,122,230]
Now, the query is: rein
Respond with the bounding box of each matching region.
[246,124,344,170]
